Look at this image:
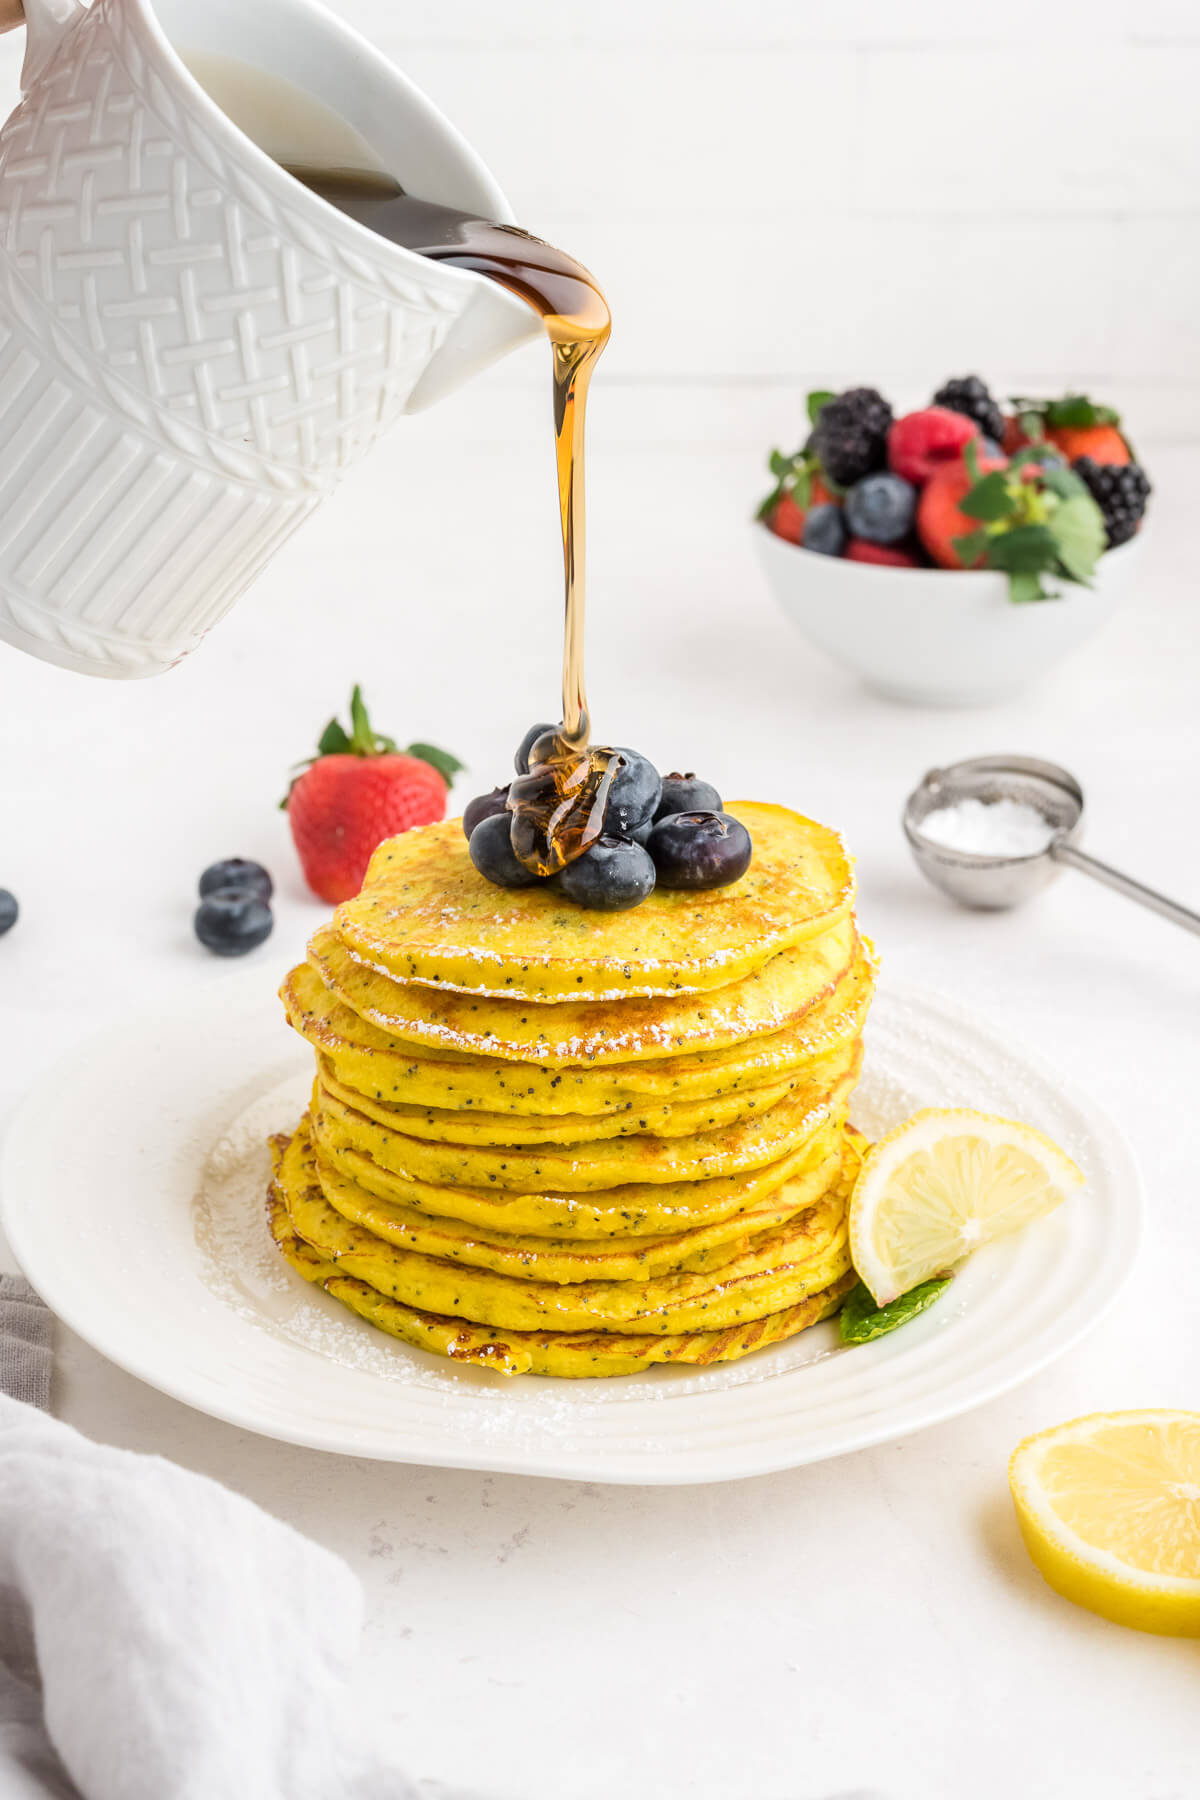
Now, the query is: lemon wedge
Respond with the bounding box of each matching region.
[1010,1411,1200,1636]
[848,1108,1083,1306]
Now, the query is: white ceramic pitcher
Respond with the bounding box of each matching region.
[0,0,539,677]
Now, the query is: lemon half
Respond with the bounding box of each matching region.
[848,1108,1083,1307]
[1010,1411,1200,1636]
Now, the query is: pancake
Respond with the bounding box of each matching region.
[335,802,854,1002]
[305,1115,850,1283]
[312,1073,856,1239]
[274,1128,852,1334]
[268,1160,858,1378]
[314,1040,859,1192]
[315,1057,799,1146]
[281,937,874,1115]
[308,915,857,1066]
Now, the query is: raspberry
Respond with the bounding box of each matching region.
[888,407,978,484]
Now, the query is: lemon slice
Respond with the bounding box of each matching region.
[1010,1412,1200,1636]
[848,1108,1083,1306]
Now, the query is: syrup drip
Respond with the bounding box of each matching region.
[283,168,612,870]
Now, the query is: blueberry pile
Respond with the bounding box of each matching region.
[194,858,275,956]
[463,729,752,912]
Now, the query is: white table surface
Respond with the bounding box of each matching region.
[2,374,1198,1799]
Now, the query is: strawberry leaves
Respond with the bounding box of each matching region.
[1009,392,1122,431]
[950,448,1107,603]
[756,444,820,521]
[283,687,463,807]
[756,389,842,521]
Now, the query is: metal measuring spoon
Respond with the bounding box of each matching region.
[903,754,1200,936]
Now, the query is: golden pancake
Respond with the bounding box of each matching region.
[281,937,874,1115]
[335,802,854,1002]
[275,1129,851,1334]
[314,1040,859,1192]
[315,1057,799,1145]
[312,1070,856,1239]
[305,1114,849,1283]
[308,915,857,1066]
[268,1163,858,1377]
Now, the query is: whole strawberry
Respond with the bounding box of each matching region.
[284,686,462,903]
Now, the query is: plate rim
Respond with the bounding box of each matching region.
[0,971,1143,1484]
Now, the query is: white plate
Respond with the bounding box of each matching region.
[1,974,1141,1484]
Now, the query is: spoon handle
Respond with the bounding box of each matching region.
[1052,842,1200,937]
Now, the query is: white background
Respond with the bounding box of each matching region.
[2,5,1200,1799]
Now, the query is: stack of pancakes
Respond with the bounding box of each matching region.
[270,801,876,1377]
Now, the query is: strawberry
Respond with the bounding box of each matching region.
[768,490,806,543]
[888,407,979,484]
[1008,395,1130,468]
[1046,423,1130,466]
[916,455,1008,569]
[284,686,462,903]
[846,539,922,567]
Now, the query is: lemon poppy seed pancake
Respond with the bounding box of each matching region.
[268,1129,862,1377]
[315,1041,858,1192]
[281,938,874,1115]
[309,915,857,1066]
[336,802,854,1002]
[272,798,875,1376]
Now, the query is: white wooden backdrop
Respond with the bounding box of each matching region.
[1,0,1197,445]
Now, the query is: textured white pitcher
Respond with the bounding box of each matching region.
[0,0,538,677]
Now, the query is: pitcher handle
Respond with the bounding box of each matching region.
[20,0,87,93]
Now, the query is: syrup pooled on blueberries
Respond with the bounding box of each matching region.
[282,166,614,874]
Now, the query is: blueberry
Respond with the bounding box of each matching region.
[515,721,557,775]
[980,437,1004,459]
[462,785,510,839]
[647,812,752,890]
[655,773,722,820]
[603,747,662,837]
[194,888,274,956]
[558,837,656,911]
[843,473,917,546]
[803,503,848,557]
[468,812,542,888]
[198,858,272,902]
[0,888,18,936]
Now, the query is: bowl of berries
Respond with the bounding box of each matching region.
[754,378,1150,707]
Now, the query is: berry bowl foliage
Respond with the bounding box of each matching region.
[754,378,1149,707]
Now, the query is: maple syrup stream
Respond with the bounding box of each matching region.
[283,170,614,873]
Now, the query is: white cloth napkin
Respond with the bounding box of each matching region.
[0,1282,431,1800]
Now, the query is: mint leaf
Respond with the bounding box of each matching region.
[1009,570,1055,604]
[769,449,792,479]
[959,471,1017,522]
[317,719,351,756]
[807,389,836,426]
[1007,444,1047,474]
[839,1276,952,1345]
[1038,464,1087,499]
[1045,393,1120,429]
[1016,408,1046,443]
[792,464,814,510]
[983,523,1059,574]
[1049,492,1106,584]
[963,436,982,483]
[406,742,464,784]
[951,528,990,566]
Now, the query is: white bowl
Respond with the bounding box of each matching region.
[754,526,1143,707]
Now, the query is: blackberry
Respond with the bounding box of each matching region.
[932,375,1004,446]
[1073,457,1151,548]
[811,388,892,486]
